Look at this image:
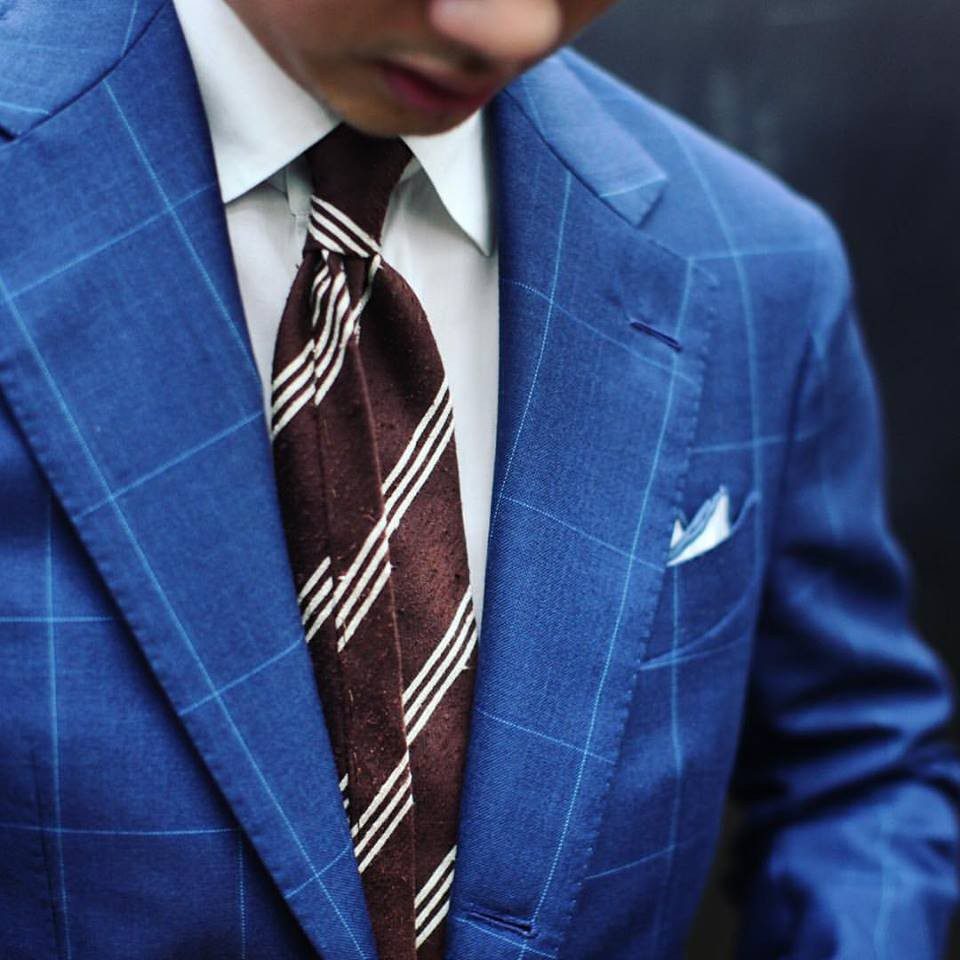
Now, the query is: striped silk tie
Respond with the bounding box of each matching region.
[270,124,478,960]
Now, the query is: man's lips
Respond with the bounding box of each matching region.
[378,59,501,115]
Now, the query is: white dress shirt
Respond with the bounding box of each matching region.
[173,0,500,620]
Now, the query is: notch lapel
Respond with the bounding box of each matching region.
[0,7,374,959]
[447,56,717,959]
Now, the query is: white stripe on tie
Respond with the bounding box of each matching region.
[384,398,452,516]
[334,409,453,650]
[311,209,370,257]
[335,531,390,631]
[337,559,392,652]
[354,754,409,837]
[286,374,455,642]
[271,293,333,434]
[415,869,455,943]
[416,897,451,950]
[315,196,381,255]
[298,557,331,604]
[403,590,472,708]
[415,846,457,911]
[353,773,412,858]
[357,793,414,875]
[306,219,348,256]
[382,380,449,493]
[269,269,344,437]
[333,387,448,612]
[313,269,347,357]
[416,876,454,938]
[273,200,383,432]
[311,260,331,292]
[404,616,475,733]
[304,593,337,644]
[300,575,334,632]
[297,558,332,611]
[311,272,350,381]
[271,358,315,419]
[273,339,314,395]
[271,382,314,438]
[282,289,348,428]
[312,259,380,408]
[310,275,333,327]
[407,625,478,744]
[387,417,455,538]
[315,388,452,650]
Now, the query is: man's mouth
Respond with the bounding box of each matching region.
[378,57,502,115]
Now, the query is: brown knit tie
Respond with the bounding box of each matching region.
[270,124,478,960]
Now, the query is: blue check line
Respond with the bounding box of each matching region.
[599,174,666,199]
[77,410,263,519]
[670,124,765,571]
[120,0,140,55]
[475,707,615,765]
[691,434,787,454]
[502,496,663,573]
[691,424,821,455]
[584,826,711,882]
[0,821,238,837]
[503,279,690,384]
[491,174,572,531]
[0,98,51,117]
[104,80,257,380]
[694,242,827,263]
[649,570,683,955]
[285,839,354,900]
[46,497,72,960]
[0,615,113,624]
[640,571,760,673]
[179,636,303,716]
[517,72,546,136]
[0,39,101,53]
[11,182,217,300]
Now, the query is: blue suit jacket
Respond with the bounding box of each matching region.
[1,3,957,958]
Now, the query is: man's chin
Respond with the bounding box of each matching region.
[332,99,479,138]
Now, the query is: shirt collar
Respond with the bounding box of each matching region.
[172,0,494,256]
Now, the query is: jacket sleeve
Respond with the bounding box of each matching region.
[730,230,960,959]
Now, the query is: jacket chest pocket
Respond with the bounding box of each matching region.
[642,489,761,663]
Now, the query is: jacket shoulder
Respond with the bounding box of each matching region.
[558,49,852,341]
[561,49,845,267]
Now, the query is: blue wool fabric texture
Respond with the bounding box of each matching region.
[0,3,957,959]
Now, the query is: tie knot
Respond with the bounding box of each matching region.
[305,124,412,258]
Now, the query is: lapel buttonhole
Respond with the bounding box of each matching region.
[629,316,683,352]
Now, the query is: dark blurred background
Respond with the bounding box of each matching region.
[575,0,960,956]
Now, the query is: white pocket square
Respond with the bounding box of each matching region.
[667,486,731,567]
